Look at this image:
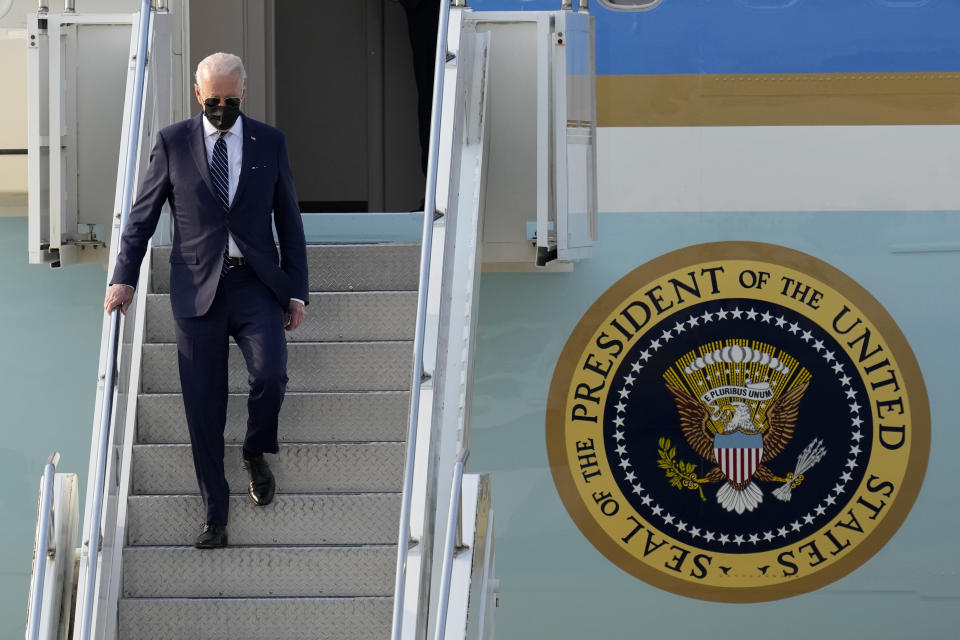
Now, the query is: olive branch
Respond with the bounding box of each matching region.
[657,437,706,501]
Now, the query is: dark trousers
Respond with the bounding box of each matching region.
[404,0,441,174]
[173,265,288,524]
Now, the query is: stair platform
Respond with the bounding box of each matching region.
[118,596,392,640]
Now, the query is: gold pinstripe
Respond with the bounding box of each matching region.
[598,72,960,126]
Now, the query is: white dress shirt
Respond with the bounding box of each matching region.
[202,114,304,307]
[202,115,244,257]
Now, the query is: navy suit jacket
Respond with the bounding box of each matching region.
[110,113,308,318]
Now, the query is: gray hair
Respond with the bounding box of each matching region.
[195,52,246,86]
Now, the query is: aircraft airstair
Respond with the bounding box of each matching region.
[25,2,595,638]
[117,243,418,637]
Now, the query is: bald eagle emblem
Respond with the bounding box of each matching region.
[660,341,827,514]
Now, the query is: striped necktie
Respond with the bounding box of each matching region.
[210,133,232,277]
[210,133,230,211]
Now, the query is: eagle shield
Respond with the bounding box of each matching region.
[663,341,813,515]
[714,431,764,484]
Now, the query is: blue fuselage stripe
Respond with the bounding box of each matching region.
[469,0,960,75]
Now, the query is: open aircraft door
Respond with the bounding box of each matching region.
[27,5,176,268]
[472,6,596,270]
[553,9,597,263]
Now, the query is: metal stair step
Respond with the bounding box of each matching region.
[150,243,421,294]
[145,291,418,343]
[137,391,409,444]
[118,596,392,640]
[127,493,400,546]
[140,341,414,393]
[122,545,396,598]
[131,443,404,495]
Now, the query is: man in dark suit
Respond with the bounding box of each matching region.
[104,52,308,549]
[399,0,441,175]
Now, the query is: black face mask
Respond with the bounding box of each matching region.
[203,99,241,131]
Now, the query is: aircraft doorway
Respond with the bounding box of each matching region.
[189,0,426,213]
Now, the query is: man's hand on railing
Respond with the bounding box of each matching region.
[104,284,135,315]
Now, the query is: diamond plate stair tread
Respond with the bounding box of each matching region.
[140,341,414,393]
[151,244,420,294]
[145,291,418,343]
[137,392,409,444]
[132,443,404,495]
[122,545,396,598]
[118,597,392,640]
[127,494,400,546]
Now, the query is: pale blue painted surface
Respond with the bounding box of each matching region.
[300,212,422,244]
[3,209,958,637]
[470,211,960,638]
[0,218,104,637]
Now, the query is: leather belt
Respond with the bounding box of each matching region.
[224,255,247,270]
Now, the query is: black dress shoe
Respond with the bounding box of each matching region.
[241,450,276,506]
[195,523,227,549]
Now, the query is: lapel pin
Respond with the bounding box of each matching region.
[250,136,256,141]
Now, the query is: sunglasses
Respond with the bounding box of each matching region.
[203,97,242,108]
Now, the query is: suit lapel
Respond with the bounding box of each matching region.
[231,115,255,211]
[187,114,217,200]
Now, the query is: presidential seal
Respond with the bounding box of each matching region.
[546,242,929,602]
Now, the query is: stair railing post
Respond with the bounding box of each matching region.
[26,453,60,640]
[75,3,152,638]
[433,449,469,640]
[391,0,457,638]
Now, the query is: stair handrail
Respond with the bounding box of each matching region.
[433,448,470,640]
[391,0,459,637]
[26,452,60,640]
[75,2,152,638]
